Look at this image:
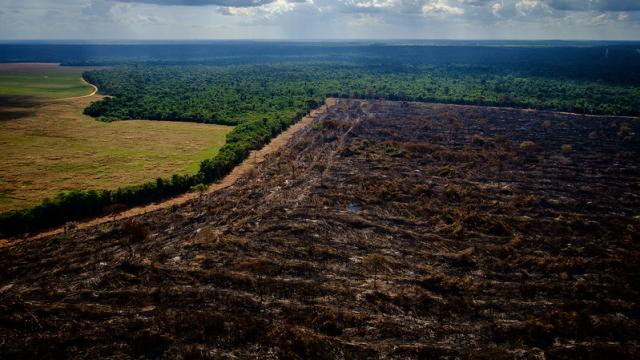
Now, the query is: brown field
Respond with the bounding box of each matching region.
[0,94,232,212]
[0,99,639,358]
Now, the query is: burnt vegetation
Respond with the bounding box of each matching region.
[0,99,639,358]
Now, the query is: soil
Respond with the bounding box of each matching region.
[0,99,638,359]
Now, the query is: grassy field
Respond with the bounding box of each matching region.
[0,64,233,212]
[0,63,96,99]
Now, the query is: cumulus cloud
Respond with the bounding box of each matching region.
[491,1,502,15]
[516,0,546,15]
[422,0,465,16]
[346,0,396,9]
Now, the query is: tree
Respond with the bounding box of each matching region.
[362,253,390,290]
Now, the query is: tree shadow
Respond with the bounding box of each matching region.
[0,96,42,121]
[0,110,35,121]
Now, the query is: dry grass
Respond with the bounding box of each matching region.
[0,95,232,212]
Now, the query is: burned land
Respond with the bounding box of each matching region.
[1,99,639,359]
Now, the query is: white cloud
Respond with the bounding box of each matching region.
[515,0,544,15]
[491,1,503,15]
[422,0,465,16]
[217,0,301,16]
[349,0,396,9]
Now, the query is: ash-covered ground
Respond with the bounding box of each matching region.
[1,99,639,359]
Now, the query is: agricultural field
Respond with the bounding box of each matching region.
[0,63,96,99]
[0,64,233,212]
[1,99,638,358]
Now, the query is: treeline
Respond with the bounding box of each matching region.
[0,101,320,236]
[0,175,196,235]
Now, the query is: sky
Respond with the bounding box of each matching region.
[1,0,639,40]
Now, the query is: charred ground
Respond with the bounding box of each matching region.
[1,99,639,359]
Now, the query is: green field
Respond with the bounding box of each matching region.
[0,64,233,212]
[0,63,96,99]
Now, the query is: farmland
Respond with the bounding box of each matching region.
[1,99,637,358]
[0,63,95,99]
[0,64,232,212]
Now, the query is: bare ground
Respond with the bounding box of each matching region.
[0,99,639,359]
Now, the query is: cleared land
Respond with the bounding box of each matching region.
[0,63,96,99]
[0,99,638,358]
[0,64,233,212]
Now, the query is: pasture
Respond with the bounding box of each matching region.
[0,63,96,99]
[0,64,233,212]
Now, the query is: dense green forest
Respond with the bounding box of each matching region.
[84,63,640,120]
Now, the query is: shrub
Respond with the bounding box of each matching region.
[121,220,150,242]
[384,145,406,158]
[191,183,208,194]
[362,253,390,290]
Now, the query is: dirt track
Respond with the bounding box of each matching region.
[52,77,98,100]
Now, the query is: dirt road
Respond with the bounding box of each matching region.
[51,77,98,101]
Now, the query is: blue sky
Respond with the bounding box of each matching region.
[1,0,639,40]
